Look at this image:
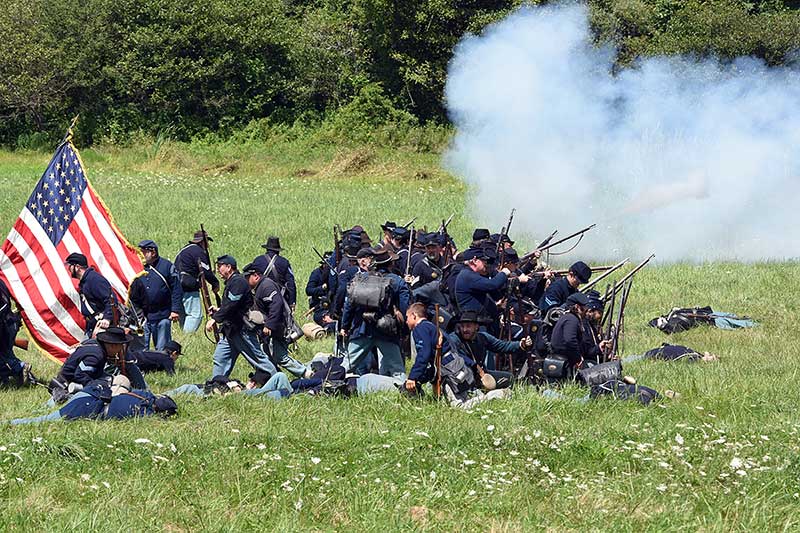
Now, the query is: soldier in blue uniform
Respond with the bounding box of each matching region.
[538,261,592,315]
[582,290,606,365]
[65,253,114,337]
[251,236,297,308]
[447,310,533,380]
[137,240,183,350]
[305,251,337,332]
[339,247,410,380]
[403,302,450,394]
[206,255,278,378]
[0,279,34,387]
[500,248,550,313]
[455,247,527,324]
[470,228,492,248]
[51,327,147,401]
[332,244,370,319]
[174,229,220,332]
[243,262,309,378]
[411,233,449,289]
[132,340,182,375]
[550,292,610,371]
[10,377,177,425]
[380,221,397,247]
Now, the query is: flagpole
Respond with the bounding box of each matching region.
[60,115,79,146]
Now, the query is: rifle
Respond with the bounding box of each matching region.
[401,217,417,229]
[14,338,28,350]
[525,264,616,281]
[519,224,596,269]
[439,214,456,263]
[438,213,454,234]
[581,258,630,293]
[497,208,516,267]
[405,227,414,277]
[602,254,655,302]
[333,225,343,266]
[601,281,617,361]
[433,304,443,398]
[535,229,558,250]
[611,280,633,358]
[198,224,220,343]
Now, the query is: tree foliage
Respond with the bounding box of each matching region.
[1,0,798,146]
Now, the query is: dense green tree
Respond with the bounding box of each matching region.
[0,0,798,146]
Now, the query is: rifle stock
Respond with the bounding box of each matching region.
[14,338,28,350]
[199,223,220,343]
[433,304,443,399]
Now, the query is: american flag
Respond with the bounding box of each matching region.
[0,139,142,362]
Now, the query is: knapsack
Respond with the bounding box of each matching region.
[590,379,660,406]
[347,272,393,312]
[440,352,477,396]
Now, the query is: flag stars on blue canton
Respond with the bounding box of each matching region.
[26,145,88,244]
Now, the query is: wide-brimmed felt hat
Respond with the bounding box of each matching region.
[261,236,284,251]
[454,310,492,324]
[96,327,134,345]
[164,340,182,354]
[372,246,399,265]
[380,221,397,232]
[472,228,491,241]
[190,230,213,244]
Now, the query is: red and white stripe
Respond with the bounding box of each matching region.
[0,158,142,363]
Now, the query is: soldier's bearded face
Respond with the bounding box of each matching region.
[459,322,479,340]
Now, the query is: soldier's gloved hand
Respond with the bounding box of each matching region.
[520,336,534,349]
[67,382,83,394]
[96,319,110,329]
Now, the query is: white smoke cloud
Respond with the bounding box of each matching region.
[444,4,800,261]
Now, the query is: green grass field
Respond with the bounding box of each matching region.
[0,140,798,532]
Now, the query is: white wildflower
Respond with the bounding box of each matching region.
[675,434,684,445]
[311,457,321,465]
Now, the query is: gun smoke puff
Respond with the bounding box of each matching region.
[444,3,800,261]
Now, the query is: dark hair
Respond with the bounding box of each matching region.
[407,302,427,319]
